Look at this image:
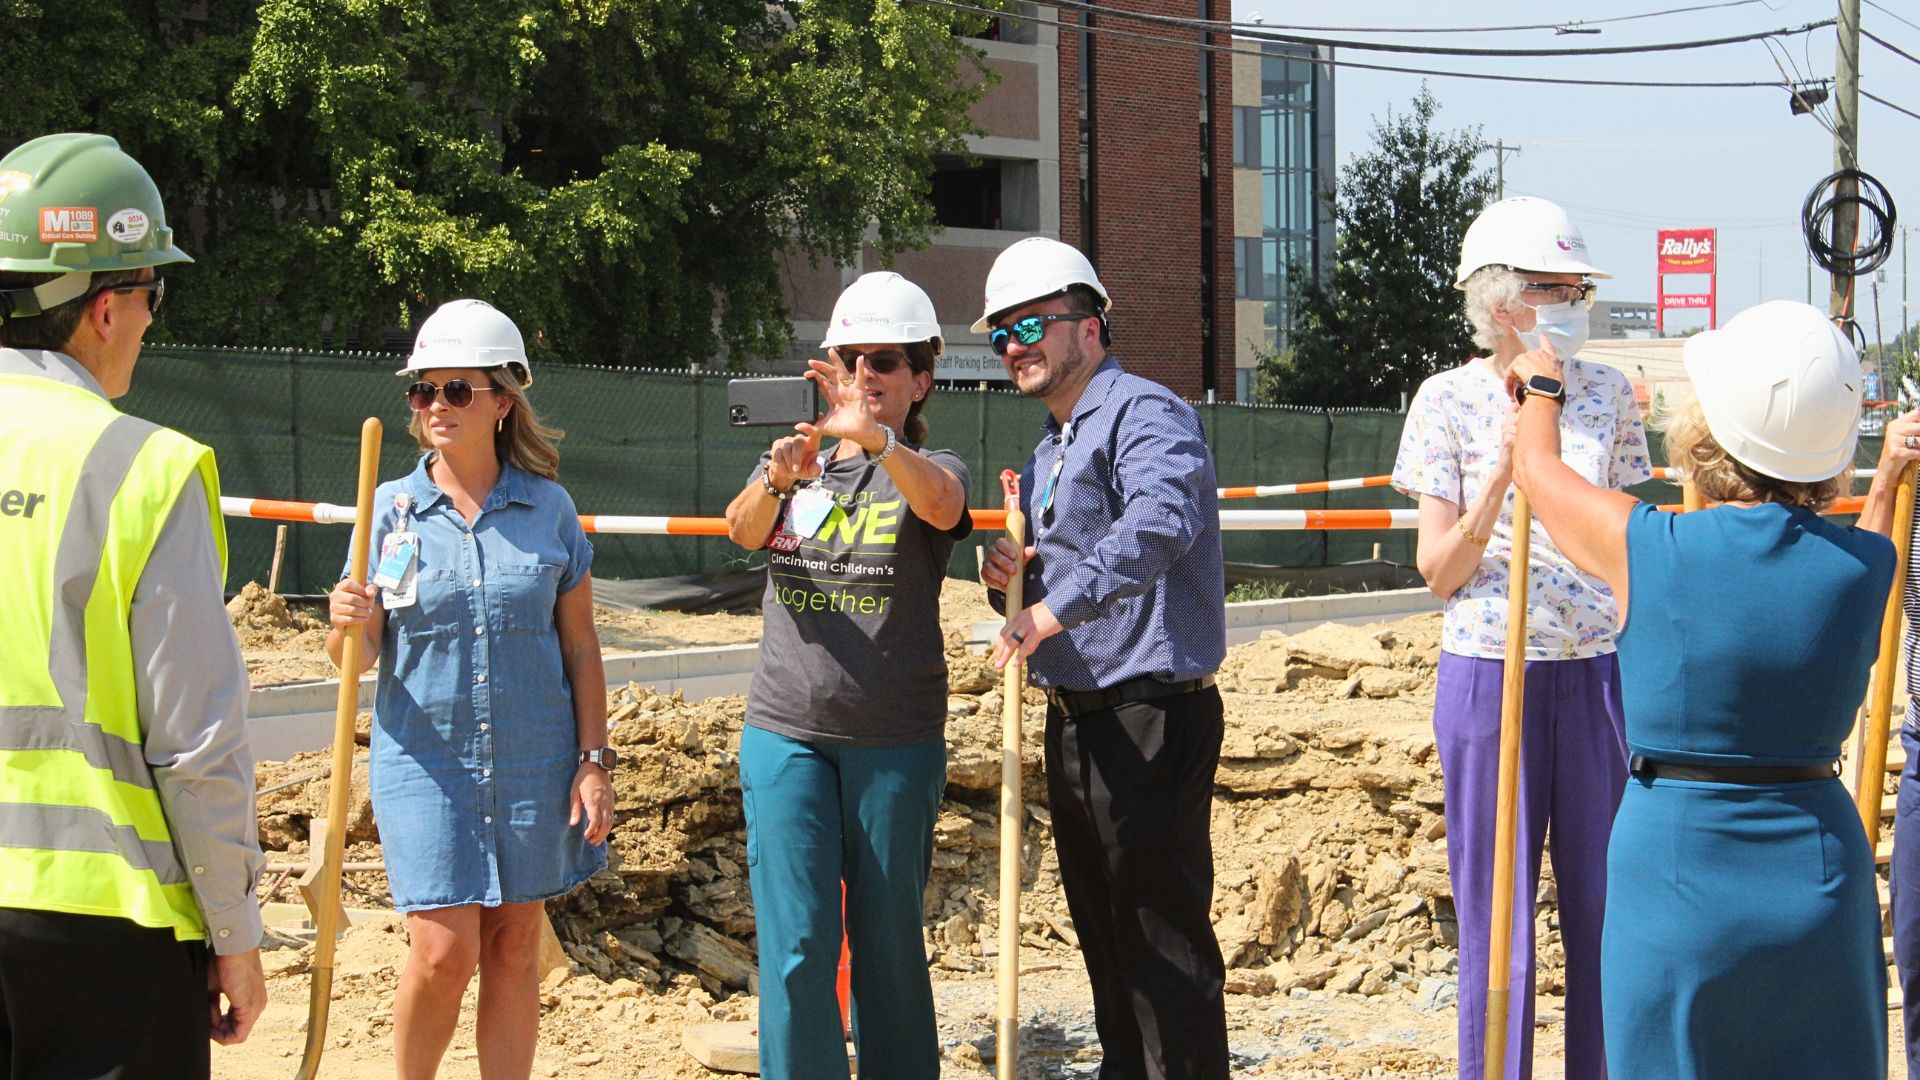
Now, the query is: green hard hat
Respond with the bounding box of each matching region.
[0,133,192,276]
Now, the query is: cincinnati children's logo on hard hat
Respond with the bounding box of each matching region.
[1554,234,1585,252]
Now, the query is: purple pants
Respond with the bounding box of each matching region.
[1435,651,1627,1080]
[1891,724,1920,1074]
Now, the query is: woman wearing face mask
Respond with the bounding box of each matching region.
[325,300,612,1080]
[1389,197,1651,1080]
[722,271,971,1079]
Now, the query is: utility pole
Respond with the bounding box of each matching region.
[1489,139,1521,199]
[1830,0,1861,321]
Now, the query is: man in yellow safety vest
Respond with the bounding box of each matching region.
[0,133,265,1076]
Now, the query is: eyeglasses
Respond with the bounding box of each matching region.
[98,277,166,314]
[405,378,498,411]
[835,347,911,375]
[988,313,1093,355]
[1520,280,1597,310]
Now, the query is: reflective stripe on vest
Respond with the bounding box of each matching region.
[0,375,224,937]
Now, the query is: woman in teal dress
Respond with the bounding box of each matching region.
[1509,300,1894,1078]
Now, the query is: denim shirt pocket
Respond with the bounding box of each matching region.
[393,568,465,642]
[494,563,563,635]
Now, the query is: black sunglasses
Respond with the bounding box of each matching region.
[98,277,165,314]
[405,378,498,411]
[988,313,1092,355]
[835,347,911,375]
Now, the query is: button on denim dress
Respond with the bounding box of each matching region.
[353,455,605,911]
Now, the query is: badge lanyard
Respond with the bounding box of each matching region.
[1034,420,1073,538]
[373,493,421,609]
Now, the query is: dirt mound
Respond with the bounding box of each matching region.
[240,591,1560,1076]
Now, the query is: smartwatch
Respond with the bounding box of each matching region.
[579,747,620,771]
[1515,374,1566,404]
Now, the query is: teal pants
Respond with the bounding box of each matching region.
[739,725,946,1080]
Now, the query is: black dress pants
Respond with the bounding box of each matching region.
[0,907,210,1079]
[1044,685,1229,1080]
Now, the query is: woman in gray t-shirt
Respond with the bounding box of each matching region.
[722,272,971,1079]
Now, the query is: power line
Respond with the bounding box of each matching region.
[1863,26,1920,68]
[1863,89,1920,122]
[1763,37,1838,138]
[1154,0,1776,37]
[918,0,1807,89]
[1511,129,1920,147]
[1865,0,1920,37]
[1040,0,1833,59]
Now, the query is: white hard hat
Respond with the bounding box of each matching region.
[1454,196,1611,289]
[820,272,943,353]
[1683,300,1861,483]
[397,299,533,388]
[971,236,1110,333]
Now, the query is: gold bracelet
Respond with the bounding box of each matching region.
[1457,518,1491,547]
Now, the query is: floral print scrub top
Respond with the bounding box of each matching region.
[1391,357,1651,661]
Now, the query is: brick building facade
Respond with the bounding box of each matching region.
[781,1,1239,399]
[1054,1,1236,398]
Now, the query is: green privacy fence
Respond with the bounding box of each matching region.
[117,345,1881,594]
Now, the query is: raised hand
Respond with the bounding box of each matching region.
[798,353,886,454]
[766,428,823,491]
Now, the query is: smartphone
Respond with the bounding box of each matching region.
[727,377,818,427]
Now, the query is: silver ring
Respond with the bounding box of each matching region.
[1010,630,1027,645]
[1906,434,1917,451]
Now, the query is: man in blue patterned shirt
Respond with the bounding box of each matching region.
[979,237,1229,1079]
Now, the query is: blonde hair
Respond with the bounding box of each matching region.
[1462,266,1525,352]
[1658,395,1848,511]
[408,369,564,480]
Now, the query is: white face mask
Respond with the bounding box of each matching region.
[1517,301,1591,358]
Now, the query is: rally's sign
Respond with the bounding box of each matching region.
[1655,227,1717,333]
[1657,229,1717,273]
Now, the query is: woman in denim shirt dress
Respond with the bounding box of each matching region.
[327,300,614,1079]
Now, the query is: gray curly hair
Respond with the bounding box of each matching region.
[1462,266,1526,352]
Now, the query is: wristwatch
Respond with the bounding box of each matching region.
[1515,374,1567,404]
[579,747,619,771]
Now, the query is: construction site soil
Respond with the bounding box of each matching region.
[223,580,1563,1078]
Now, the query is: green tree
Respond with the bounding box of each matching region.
[1867,322,1920,402]
[0,0,990,366]
[1256,87,1494,408]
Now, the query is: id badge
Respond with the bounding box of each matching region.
[788,485,835,538]
[373,530,419,609]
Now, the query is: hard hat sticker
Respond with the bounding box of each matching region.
[39,207,98,243]
[0,171,30,201]
[106,208,149,244]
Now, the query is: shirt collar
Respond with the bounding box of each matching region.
[403,453,536,515]
[0,348,108,399]
[1043,356,1123,438]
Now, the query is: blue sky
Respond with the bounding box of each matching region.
[1232,0,1920,345]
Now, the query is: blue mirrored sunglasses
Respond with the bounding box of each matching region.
[989,313,1093,355]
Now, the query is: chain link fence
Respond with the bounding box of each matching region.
[121,345,1878,594]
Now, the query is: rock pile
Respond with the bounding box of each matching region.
[252,612,1570,1015]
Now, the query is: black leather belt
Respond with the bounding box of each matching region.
[1629,755,1839,784]
[1045,675,1216,718]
